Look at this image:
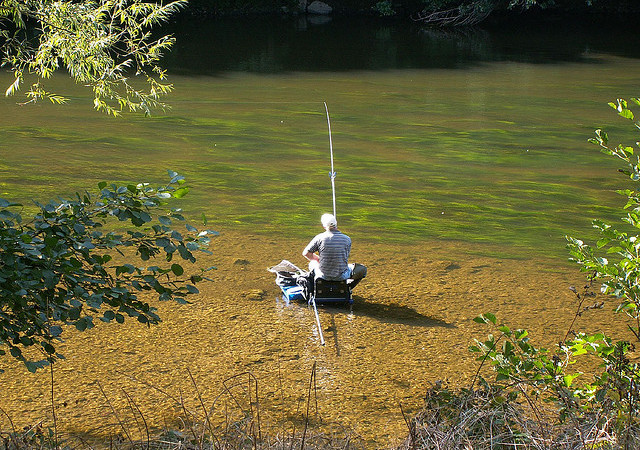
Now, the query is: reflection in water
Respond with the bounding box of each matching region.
[165,15,640,75]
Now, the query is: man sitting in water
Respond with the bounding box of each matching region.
[302,213,367,289]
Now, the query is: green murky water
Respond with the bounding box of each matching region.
[1,17,640,447]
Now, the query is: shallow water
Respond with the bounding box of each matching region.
[1,17,640,447]
[0,232,625,447]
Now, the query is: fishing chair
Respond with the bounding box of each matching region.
[311,278,352,305]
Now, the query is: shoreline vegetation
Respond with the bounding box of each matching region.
[179,0,640,26]
[1,292,638,449]
[0,364,370,449]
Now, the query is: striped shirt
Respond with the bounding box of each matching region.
[304,229,352,280]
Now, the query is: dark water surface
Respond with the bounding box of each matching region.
[1,16,640,447]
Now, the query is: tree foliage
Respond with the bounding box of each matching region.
[0,171,215,372]
[411,0,616,26]
[570,98,640,341]
[0,0,186,115]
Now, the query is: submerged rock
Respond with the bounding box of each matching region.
[242,289,266,301]
[307,1,332,15]
[233,258,251,265]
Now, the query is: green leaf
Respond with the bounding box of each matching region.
[24,361,38,373]
[484,313,497,324]
[75,318,88,332]
[619,108,634,120]
[186,285,199,294]
[173,187,190,198]
[563,373,580,387]
[43,342,56,354]
[156,237,170,247]
[171,263,184,276]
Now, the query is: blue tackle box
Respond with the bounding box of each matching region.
[280,284,306,301]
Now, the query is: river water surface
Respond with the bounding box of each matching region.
[1,16,640,447]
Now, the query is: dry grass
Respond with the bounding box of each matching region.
[0,364,366,450]
[3,376,640,450]
[396,381,637,450]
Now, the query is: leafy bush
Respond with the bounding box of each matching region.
[373,1,397,16]
[0,171,215,372]
[402,98,640,449]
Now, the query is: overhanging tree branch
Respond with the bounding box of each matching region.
[1,0,186,115]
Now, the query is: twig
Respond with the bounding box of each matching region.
[178,391,200,448]
[49,358,58,450]
[0,404,19,448]
[122,389,150,449]
[187,368,217,447]
[115,369,181,404]
[399,402,416,450]
[222,373,251,412]
[301,362,317,449]
[515,384,549,445]
[469,334,503,391]
[277,358,287,450]
[98,381,134,445]
[248,371,262,443]
[563,275,597,343]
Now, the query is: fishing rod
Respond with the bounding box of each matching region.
[307,101,336,347]
[324,101,337,219]
[311,297,325,345]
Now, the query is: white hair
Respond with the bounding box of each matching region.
[321,213,337,229]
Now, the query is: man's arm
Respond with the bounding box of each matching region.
[303,237,320,262]
[303,250,319,262]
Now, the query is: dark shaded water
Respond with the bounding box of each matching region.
[165,15,640,73]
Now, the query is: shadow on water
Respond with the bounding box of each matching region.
[317,297,454,357]
[323,296,454,329]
